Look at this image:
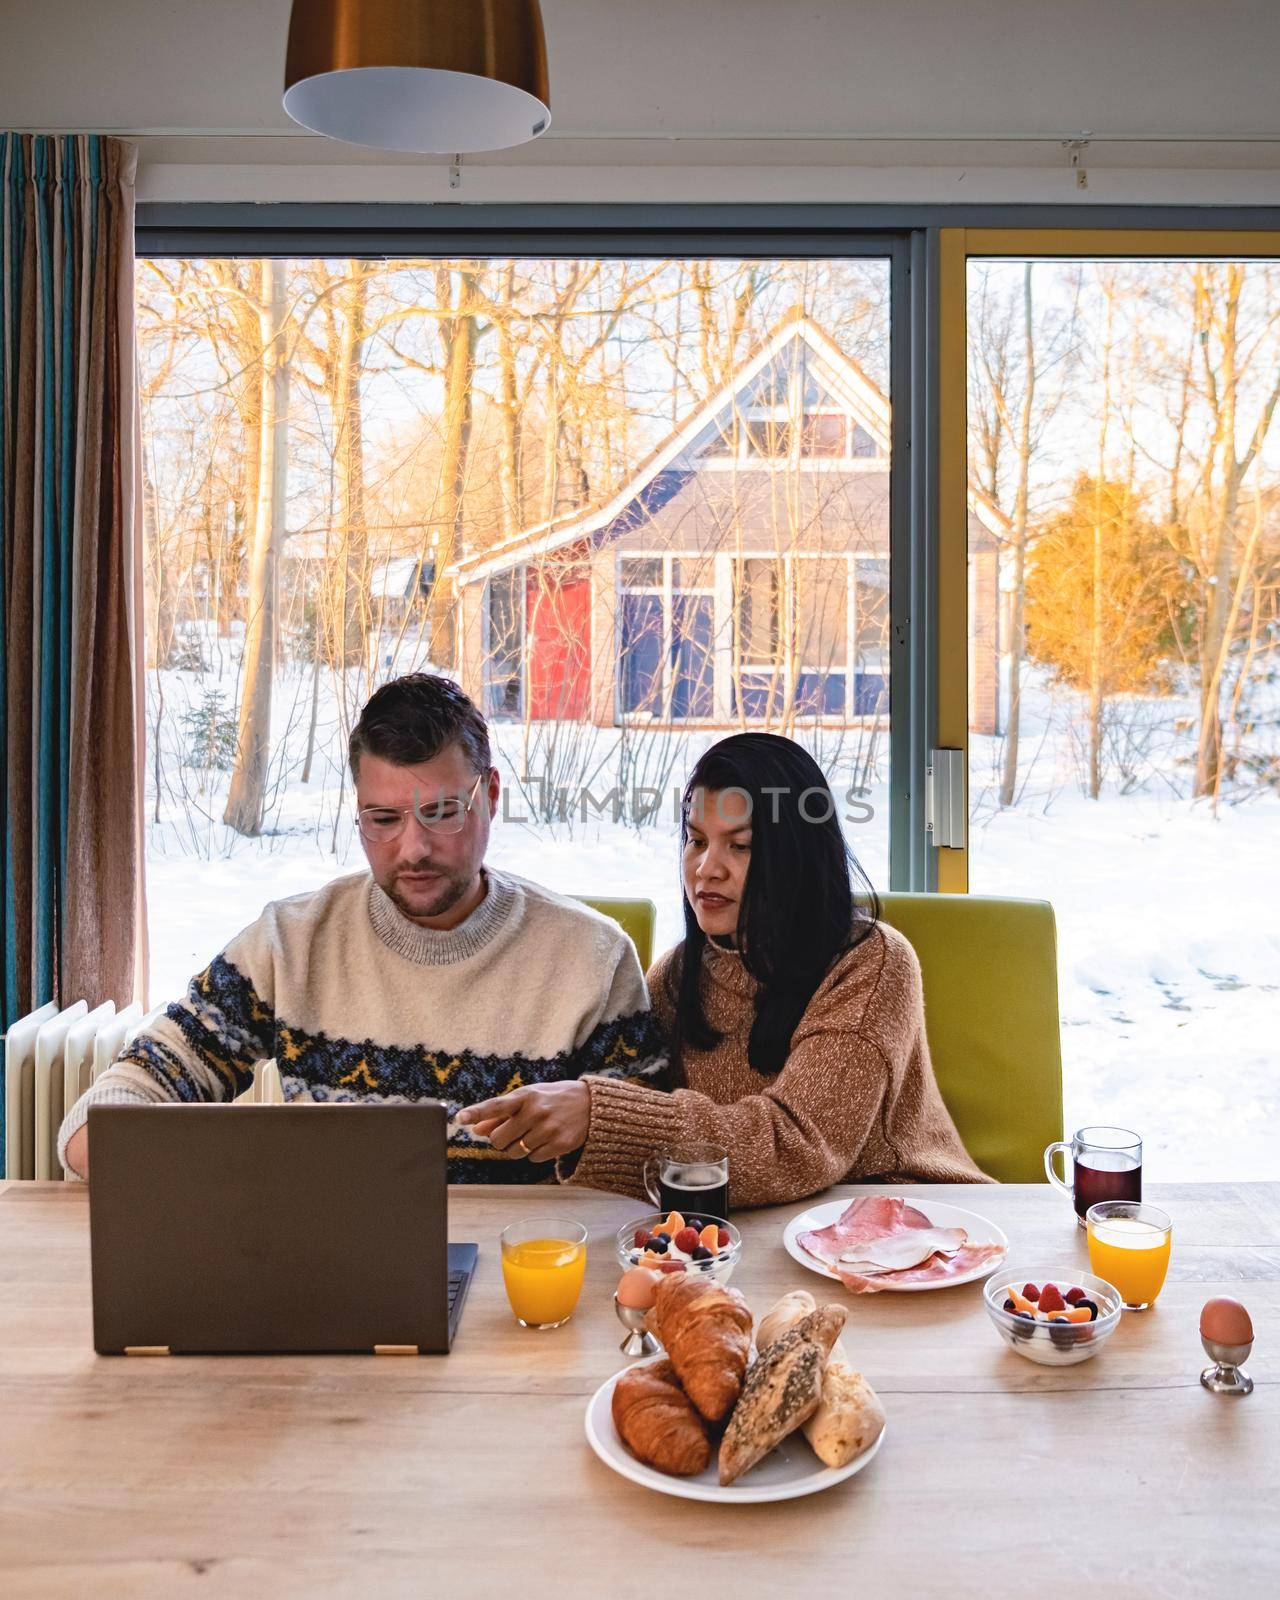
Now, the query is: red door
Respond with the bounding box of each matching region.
[526,567,591,720]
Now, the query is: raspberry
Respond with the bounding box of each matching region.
[658,1260,685,1274]
[673,1227,700,1254]
[1064,1286,1087,1304]
[1022,1283,1040,1301]
[1038,1283,1067,1313]
[717,1228,731,1248]
[633,1229,651,1249]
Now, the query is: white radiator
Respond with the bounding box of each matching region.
[4,1001,282,1180]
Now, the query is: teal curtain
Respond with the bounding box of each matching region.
[1,134,144,1164]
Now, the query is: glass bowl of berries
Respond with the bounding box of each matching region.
[983,1268,1123,1366]
[616,1210,742,1284]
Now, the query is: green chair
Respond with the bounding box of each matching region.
[576,897,657,971]
[878,893,1063,1184]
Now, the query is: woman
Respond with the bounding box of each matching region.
[460,733,989,1204]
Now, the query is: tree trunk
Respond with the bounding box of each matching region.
[1088,278,1116,800]
[497,261,523,540]
[334,261,370,667]
[999,264,1037,809]
[225,260,289,836]
[429,266,479,671]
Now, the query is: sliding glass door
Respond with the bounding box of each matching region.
[946,232,1280,1179]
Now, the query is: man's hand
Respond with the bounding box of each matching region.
[64,1125,89,1182]
[456,1080,591,1162]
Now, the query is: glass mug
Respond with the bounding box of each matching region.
[1044,1126,1142,1226]
[643,1143,730,1220]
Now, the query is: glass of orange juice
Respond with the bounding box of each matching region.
[500,1218,588,1329]
[1086,1201,1172,1311]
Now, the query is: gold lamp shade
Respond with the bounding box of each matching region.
[283,0,551,154]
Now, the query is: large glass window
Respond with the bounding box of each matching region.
[966,255,1280,1179]
[137,256,893,999]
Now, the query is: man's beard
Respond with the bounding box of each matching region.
[386,862,473,923]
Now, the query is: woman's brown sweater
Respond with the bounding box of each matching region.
[566,921,991,1206]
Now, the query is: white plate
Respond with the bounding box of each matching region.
[782,1197,1008,1292]
[585,1356,885,1503]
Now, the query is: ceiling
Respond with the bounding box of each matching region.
[4,0,1280,205]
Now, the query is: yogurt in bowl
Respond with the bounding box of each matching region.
[983,1267,1122,1366]
[615,1210,741,1285]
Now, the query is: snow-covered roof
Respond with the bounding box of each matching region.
[370,556,426,599]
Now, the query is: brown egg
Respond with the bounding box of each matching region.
[1200,1297,1253,1346]
[616,1266,663,1310]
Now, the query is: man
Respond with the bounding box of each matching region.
[60,674,665,1182]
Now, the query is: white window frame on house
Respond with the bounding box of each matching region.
[617,547,889,727]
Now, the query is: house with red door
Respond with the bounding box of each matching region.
[453,311,1005,734]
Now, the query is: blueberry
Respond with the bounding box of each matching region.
[654,1232,671,1244]
[690,1245,712,1261]
[1078,1299,1099,1321]
[1002,1298,1016,1313]
[649,1236,669,1254]
[1049,1320,1079,1351]
[1012,1311,1035,1341]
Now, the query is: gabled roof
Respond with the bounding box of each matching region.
[453,308,893,585]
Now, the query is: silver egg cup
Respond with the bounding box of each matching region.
[1200,1332,1254,1396]
[614,1295,662,1358]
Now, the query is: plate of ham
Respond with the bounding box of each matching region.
[783,1195,1008,1293]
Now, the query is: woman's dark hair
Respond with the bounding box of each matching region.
[674,732,880,1077]
[348,673,491,779]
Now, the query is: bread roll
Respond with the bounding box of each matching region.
[755,1290,885,1468]
[755,1289,815,1352]
[804,1362,885,1467]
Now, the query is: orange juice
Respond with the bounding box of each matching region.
[500,1237,587,1328]
[1087,1213,1171,1308]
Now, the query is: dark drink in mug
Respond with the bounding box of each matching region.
[1072,1149,1142,1220]
[644,1143,730,1221]
[1044,1126,1142,1225]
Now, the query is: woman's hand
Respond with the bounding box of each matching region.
[456,1079,591,1161]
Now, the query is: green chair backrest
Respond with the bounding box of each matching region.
[575,897,656,971]
[878,893,1063,1184]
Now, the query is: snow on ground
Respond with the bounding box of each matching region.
[142,640,1279,1182]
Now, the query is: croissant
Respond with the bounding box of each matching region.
[649,1274,753,1424]
[718,1304,847,1486]
[611,1358,711,1476]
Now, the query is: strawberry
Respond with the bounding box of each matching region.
[658,1260,685,1274]
[1038,1283,1066,1313]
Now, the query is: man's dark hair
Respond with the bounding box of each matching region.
[348,674,492,780]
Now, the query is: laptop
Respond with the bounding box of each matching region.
[87,1101,477,1355]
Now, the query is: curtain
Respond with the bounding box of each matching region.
[1,133,147,1038]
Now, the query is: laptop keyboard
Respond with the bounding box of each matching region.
[447,1270,466,1314]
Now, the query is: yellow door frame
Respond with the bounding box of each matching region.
[936,227,1280,892]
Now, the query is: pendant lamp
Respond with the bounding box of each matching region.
[283,0,551,154]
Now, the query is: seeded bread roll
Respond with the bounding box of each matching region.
[718,1305,846,1486]
[756,1290,885,1468]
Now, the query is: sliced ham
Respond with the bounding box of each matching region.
[837,1225,968,1273]
[832,1241,1007,1294]
[797,1196,1003,1294]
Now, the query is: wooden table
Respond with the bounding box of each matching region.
[1,1182,1276,1598]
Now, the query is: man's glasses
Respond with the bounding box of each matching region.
[356,773,485,842]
